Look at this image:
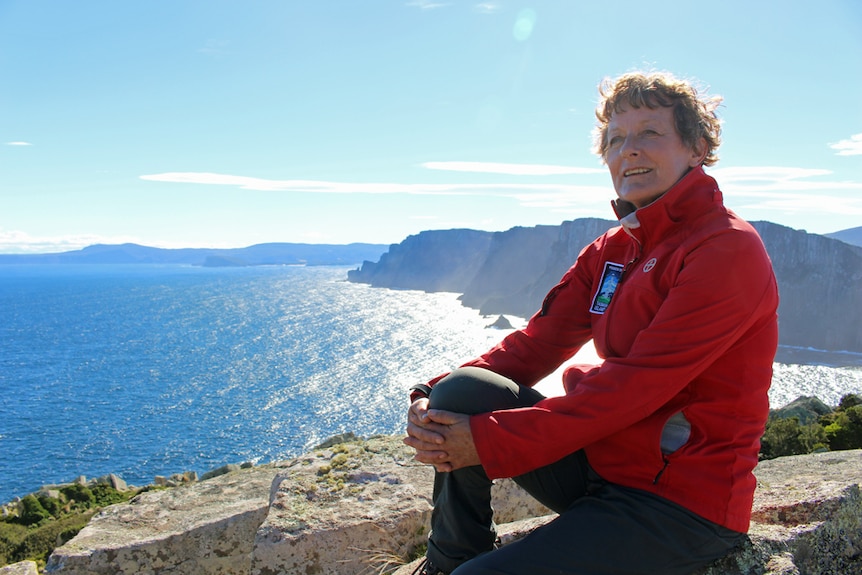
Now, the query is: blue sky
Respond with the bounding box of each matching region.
[1,0,860,253]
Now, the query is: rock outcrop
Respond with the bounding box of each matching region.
[44,437,861,575]
[45,464,287,575]
[250,436,549,575]
[395,450,862,575]
[694,450,862,574]
[348,219,862,353]
[0,561,38,575]
[347,229,495,293]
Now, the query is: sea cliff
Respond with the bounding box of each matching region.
[22,436,860,575]
[348,219,862,353]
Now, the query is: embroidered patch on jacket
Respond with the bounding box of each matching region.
[643,257,657,273]
[590,261,624,314]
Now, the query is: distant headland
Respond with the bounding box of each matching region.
[0,242,389,267]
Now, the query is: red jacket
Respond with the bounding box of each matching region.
[428,167,779,533]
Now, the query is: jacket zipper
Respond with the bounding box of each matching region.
[653,457,669,484]
[621,256,639,280]
[620,235,644,281]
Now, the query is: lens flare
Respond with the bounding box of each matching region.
[513,8,537,42]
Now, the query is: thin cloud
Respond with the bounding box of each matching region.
[709,166,861,193]
[141,172,465,194]
[0,229,139,254]
[0,228,231,254]
[738,194,862,216]
[140,165,862,220]
[710,166,832,180]
[710,166,832,185]
[423,161,605,176]
[5,141,33,146]
[829,133,862,156]
[406,0,449,9]
[474,2,501,14]
[509,186,614,210]
[140,171,607,200]
[709,165,862,216]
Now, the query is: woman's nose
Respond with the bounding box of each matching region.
[619,135,639,156]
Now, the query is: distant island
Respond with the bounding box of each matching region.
[0,242,389,267]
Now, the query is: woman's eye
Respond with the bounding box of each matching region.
[608,136,622,147]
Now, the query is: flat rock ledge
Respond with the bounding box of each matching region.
[44,461,284,575]
[43,441,860,575]
[0,561,39,575]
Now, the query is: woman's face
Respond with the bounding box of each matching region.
[605,105,706,209]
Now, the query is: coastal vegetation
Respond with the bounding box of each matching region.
[760,393,862,459]
[0,482,143,569]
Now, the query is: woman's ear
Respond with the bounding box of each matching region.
[689,137,709,167]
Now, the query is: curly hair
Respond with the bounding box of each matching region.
[593,71,723,166]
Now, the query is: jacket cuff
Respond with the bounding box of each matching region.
[409,383,433,402]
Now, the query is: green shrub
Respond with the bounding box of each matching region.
[9,511,95,566]
[760,417,804,459]
[37,494,62,518]
[798,422,829,454]
[57,525,82,547]
[18,495,51,527]
[0,522,28,566]
[1,484,140,568]
[90,484,131,507]
[838,393,862,411]
[824,405,862,451]
[760,394,862,460]
[60,484,95,509]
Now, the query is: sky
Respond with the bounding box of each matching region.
[1,0,860,253]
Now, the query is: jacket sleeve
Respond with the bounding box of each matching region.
[471,226,778,479]
[417,241,600,397]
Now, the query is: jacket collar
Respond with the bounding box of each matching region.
[611,166,723,247]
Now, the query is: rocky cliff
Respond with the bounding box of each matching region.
[40,437,861,575]
[753,221,862,351]
[346,229,495,292]
[348,219,862,353]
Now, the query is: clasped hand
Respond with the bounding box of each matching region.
[403,397,480,472]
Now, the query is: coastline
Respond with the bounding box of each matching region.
[774,344,862,368]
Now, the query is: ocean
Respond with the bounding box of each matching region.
[1,264,861,504]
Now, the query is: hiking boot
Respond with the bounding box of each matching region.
[411,557,449,575]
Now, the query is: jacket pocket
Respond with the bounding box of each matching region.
[660,411,691,455]
[653,411,691,485]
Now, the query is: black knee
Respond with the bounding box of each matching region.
[429,366,543,415]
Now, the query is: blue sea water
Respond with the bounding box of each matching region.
[0,264,511,503]
[1,264,861,504]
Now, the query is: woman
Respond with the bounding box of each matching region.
[404,71,779,575]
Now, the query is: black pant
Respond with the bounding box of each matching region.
[425,367,744,575]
